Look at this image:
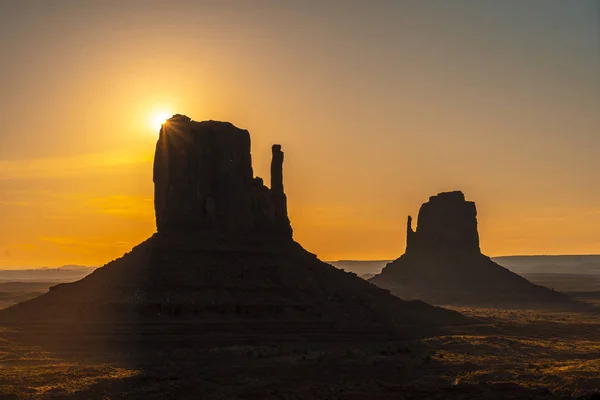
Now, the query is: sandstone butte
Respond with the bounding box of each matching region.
[0,115,470,338]
[370,191,581,309]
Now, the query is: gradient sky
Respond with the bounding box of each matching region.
[1,0,599,268]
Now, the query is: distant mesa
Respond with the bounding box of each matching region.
[0,265,95,284]
[370,191,580,309]
[0,115,468,336]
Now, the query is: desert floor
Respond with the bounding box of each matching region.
[1,277,599,399]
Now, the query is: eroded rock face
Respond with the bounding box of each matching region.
[153,115,292,238]
[407,191,480,254]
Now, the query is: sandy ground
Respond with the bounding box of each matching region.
[1,297,600,399]
[1,273,599,399]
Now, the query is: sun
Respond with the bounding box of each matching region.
[149,111,172,131]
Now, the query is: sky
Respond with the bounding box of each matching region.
[0,0,599,268]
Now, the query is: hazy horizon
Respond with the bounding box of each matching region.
[3,253,600,271]
[1,0,599,268]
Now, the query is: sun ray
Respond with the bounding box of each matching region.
[149,111,172,131]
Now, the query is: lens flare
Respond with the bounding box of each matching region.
[149,111,172,131]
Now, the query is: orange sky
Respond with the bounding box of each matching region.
[1,1,599,268]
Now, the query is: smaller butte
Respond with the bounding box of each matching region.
[370,191,582,309]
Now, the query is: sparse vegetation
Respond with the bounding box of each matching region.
[2,297,600,399]
[0,327,138,399]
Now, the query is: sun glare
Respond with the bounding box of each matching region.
[149,111,172,131]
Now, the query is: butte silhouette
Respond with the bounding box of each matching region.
[0,115,468,337]
[370,191,577,309]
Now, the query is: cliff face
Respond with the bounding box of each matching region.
[406,191,480,254]
[153,115,292,237]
